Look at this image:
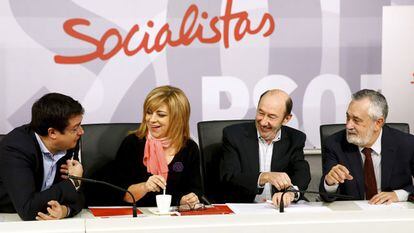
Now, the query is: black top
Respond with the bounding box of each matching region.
[0,125,84,220]
[110,134,202,206]
[220,122,311,203]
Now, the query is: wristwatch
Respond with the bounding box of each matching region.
[287,186,299,199]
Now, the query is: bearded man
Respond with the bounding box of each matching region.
[319,89,414,204]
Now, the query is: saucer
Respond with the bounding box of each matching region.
[148,207,177,215]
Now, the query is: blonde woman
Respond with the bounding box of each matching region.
[112,86,202,207]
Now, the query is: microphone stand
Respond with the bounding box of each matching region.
[68,175,137,218]
[279,189,354,213]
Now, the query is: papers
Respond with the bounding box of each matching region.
[227,202,331,214]
[354,201,406,210]
[228,203,277,214]
[283,202,332,213]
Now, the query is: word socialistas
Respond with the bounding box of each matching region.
[54,0,275,64]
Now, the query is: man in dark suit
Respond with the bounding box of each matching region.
[0,93,85,220]
[320,89,414,203]
[220,89,310,206]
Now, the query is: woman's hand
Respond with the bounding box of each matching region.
[179,192,199,207]
[145,175,166,192]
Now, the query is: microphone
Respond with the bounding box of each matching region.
[68,175,138,217]
[201,195,212,206]
[279,188,354,213]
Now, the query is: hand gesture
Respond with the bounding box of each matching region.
[325,164,353,186]
[369,191,398,205]
[271,192,295,207]
[260,172,292,191]
[145,175,166,192]
[179,192,199,207]
[60,159,83,179]
[36,200,67,220]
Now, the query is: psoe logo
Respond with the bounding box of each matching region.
[54,0,275,64]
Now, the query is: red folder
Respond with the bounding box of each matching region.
[89,207,142,217]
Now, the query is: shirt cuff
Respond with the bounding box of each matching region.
[257,172,265,188]
[65,206,71,218]
[324,179,339,193]
[394,189,409,201]
[290,185,301,201]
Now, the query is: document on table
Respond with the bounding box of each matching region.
[227,202,331,214]
[354,201,406,210]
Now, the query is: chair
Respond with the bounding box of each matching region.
[197,119,253,203]
[80,123,140,179]
[319,123,410,164]
[80,123,139,206]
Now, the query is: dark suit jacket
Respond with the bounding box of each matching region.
[0,125,84,220]
[319,125,414,201]
[220,122,311,203]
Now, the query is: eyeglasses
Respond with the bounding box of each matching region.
[177,203,206,212]
[67,125,83,135]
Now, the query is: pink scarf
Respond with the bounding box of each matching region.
[143,132,170,180]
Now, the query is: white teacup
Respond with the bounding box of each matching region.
[156,194,172,214]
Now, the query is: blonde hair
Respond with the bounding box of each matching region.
[136,85,191,151]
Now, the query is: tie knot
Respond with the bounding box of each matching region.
[362,147,373,156]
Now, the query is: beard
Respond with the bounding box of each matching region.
[346,124,375,147]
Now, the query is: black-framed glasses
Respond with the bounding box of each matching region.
[177,203,206,212]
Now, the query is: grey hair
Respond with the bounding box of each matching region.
[352,89,388,121]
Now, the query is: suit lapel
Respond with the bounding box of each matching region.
[243,123,260,173]
[31,130,44,191]
[271,127,288,171]
[344,143,364,199]
[380,126,396,189]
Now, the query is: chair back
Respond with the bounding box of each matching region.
[80,123,139,206]
[81,123,140,179]
[197,119,253,203]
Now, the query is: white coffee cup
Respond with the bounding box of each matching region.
[156,194,172,214]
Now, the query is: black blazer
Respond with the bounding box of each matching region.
[220,122,311,203]
[319,125,414,201]
[108,134,202,207]
[0,125,84,220]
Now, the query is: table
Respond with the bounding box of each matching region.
[2,201,414,233]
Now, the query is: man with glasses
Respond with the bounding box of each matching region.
[220,89,310,207]
[0,93,85,220]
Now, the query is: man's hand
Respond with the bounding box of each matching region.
[145,175,166,192]
[369,191,398,204]
[271,192,295,207]
[180,192,199,207]
[36,200,67,220]
[260,172,292,191]
[60,159,83,179]
[325,164,353,185]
